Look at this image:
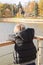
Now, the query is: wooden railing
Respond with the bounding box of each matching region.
[0,36,43,65]
[0,41,14,47]
[0,36,43,47]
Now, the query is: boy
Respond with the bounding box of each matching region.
[10,24,37,65]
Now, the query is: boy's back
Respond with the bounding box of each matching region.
[9,24,37,65]
[13,28,37,64]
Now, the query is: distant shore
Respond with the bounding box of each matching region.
[0,18,43,23]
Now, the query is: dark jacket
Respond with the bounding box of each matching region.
[10,28,37,64]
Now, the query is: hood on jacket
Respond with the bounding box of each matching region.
[18,28,34,42]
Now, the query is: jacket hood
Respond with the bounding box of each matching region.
[18,28,34,41]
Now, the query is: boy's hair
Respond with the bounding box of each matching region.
[14,24,25,33]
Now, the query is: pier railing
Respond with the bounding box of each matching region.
[0,36,43,65]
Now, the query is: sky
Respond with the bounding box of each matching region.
[0,0,38,6]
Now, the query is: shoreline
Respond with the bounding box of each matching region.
[0,18,43,23]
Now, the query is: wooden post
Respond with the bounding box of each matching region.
[37,39,41,65]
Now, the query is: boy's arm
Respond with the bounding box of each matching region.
[8,34,16,43]
[8,34,23,45]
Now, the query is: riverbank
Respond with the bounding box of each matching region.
[0,18,43,23]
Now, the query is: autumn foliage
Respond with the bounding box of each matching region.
[0,0,43,18]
